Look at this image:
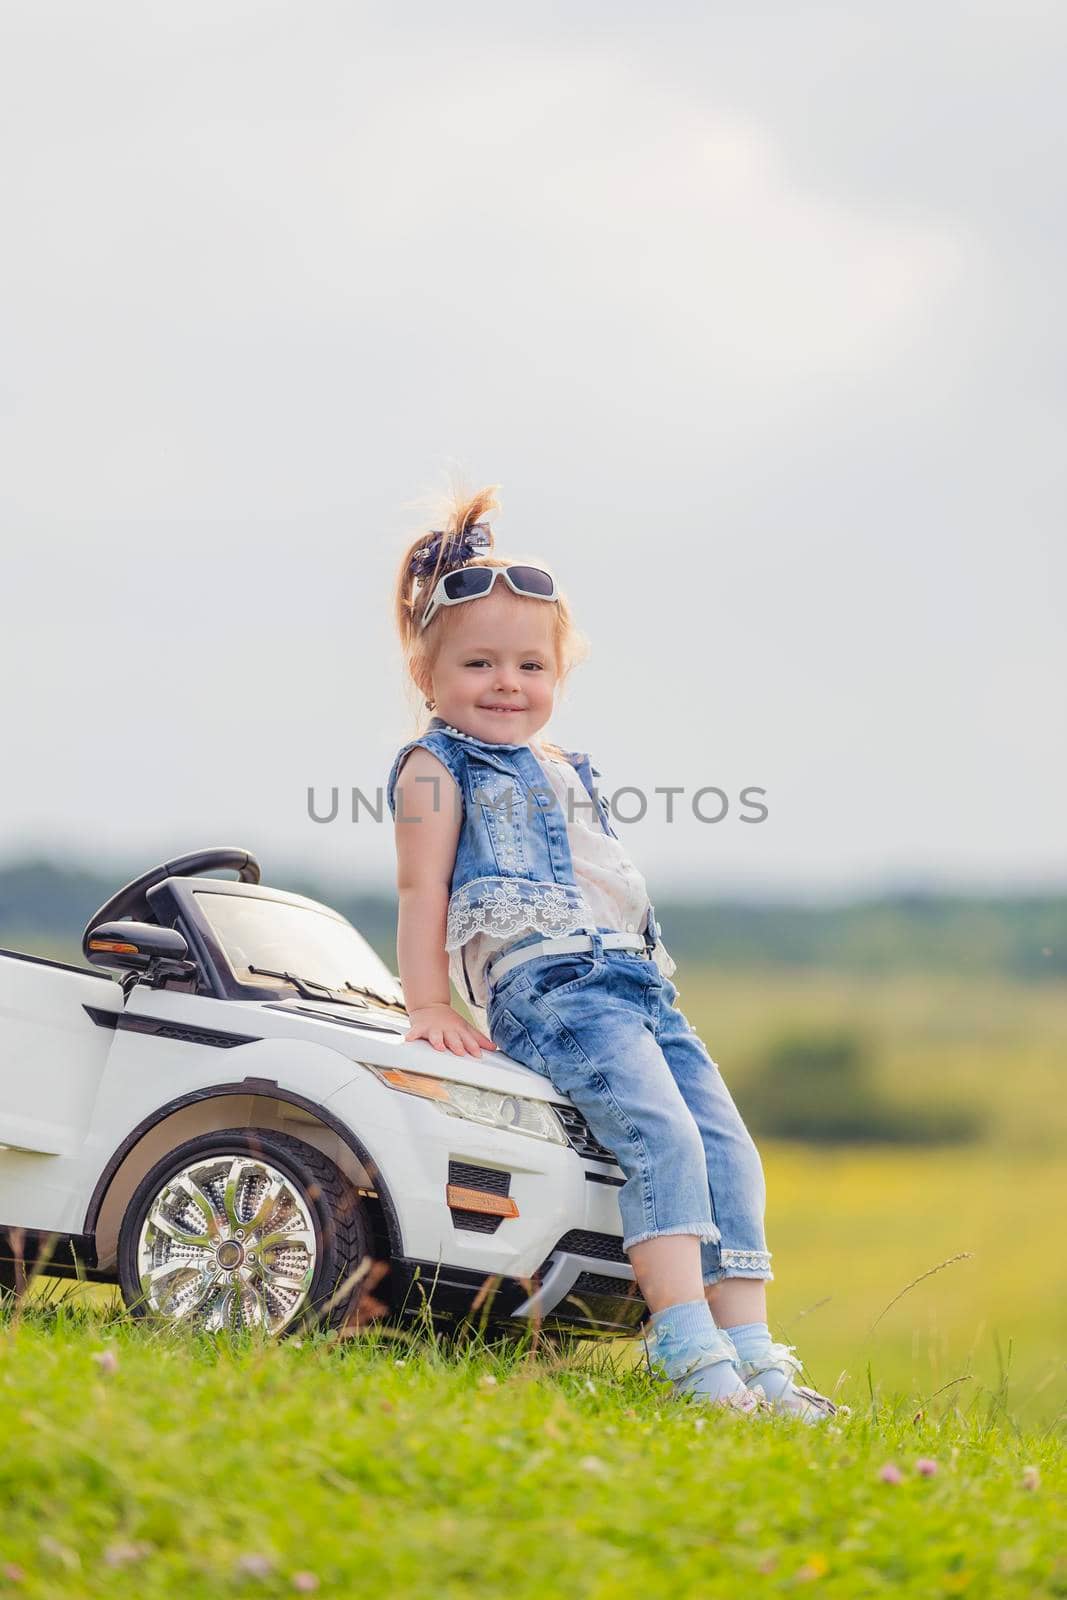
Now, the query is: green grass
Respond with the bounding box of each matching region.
[757,1142,1065,1424]
[0,1296,1063,1599]
[3,963,1064,1594]
[675,966,1067,1422]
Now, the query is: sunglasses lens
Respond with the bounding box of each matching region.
[508,565,555,597]
[442,567,495,600]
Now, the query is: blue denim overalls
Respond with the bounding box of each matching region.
[386,716,772,1281]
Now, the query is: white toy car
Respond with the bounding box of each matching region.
[0,848,644,1338]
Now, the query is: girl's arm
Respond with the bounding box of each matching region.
[393,746,495,1058]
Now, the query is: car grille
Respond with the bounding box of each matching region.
[448,1160,511,1234]
[551,1104,622,1166]
[451,1211,501,1234]
[553,1229,628,1264]
[448,1161,510,1195]
[570,1270,642,1299]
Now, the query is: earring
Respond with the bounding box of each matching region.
[425,698,435,709]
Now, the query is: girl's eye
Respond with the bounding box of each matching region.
[464,660,544,670]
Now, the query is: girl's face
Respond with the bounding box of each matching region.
[428,587,559,744]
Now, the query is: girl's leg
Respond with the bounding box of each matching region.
[627,1232,704,1312]
[489,955,759,1409]
[705,1275,767,1327]
[647,972,773,1292]
[651,976,837,1420]
[491,960,722,1260]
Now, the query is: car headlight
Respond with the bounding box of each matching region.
[364,1065,567,1145]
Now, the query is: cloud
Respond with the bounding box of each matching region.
[0,40,977,523]
[0,5,1062,891]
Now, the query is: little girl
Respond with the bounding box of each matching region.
[386,485,836,1422]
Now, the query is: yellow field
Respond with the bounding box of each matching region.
[673,966,1067,1420]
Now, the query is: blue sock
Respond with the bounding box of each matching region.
[650,1297,718,1349]
[649,1299,739,1381]
[723,1320,773,1366]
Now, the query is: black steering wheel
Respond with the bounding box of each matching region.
[81,846,261,950]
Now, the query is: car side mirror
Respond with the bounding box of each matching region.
[85,920,195,984]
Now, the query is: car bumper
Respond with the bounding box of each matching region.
[388,1245,646,1335]
[323,1068,646,1334]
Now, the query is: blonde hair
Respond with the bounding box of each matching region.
[393,481,589,762]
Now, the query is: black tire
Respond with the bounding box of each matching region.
[117,1127,374,1336]
[0,1231,45,1297]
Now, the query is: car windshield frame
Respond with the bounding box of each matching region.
[155,878,405,1009]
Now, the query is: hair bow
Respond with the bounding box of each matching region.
[410,521,491,580]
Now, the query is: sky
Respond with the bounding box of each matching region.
[1,1,1063,903]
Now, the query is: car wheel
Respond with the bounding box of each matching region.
[0,1231,38,1297]
[118,1128,372,1336]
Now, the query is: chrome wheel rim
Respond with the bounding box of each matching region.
[136,1153,318,1334]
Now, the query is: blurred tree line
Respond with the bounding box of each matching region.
[0,855,1062,981]
[741,1027,986,1146]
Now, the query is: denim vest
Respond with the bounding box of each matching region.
[386,715,663,1003]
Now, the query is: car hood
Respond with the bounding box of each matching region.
[253,997,561,1102]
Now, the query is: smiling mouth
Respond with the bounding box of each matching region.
[481,706,524,714]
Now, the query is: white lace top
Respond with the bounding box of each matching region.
[448,740,676,1030]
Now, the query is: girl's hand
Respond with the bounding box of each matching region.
[404,1004,496,1058]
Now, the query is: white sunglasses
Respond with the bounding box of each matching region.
[419,563,559,631]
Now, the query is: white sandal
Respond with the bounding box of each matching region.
[735,1340,839,1423]
[672,1357,772,1415]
